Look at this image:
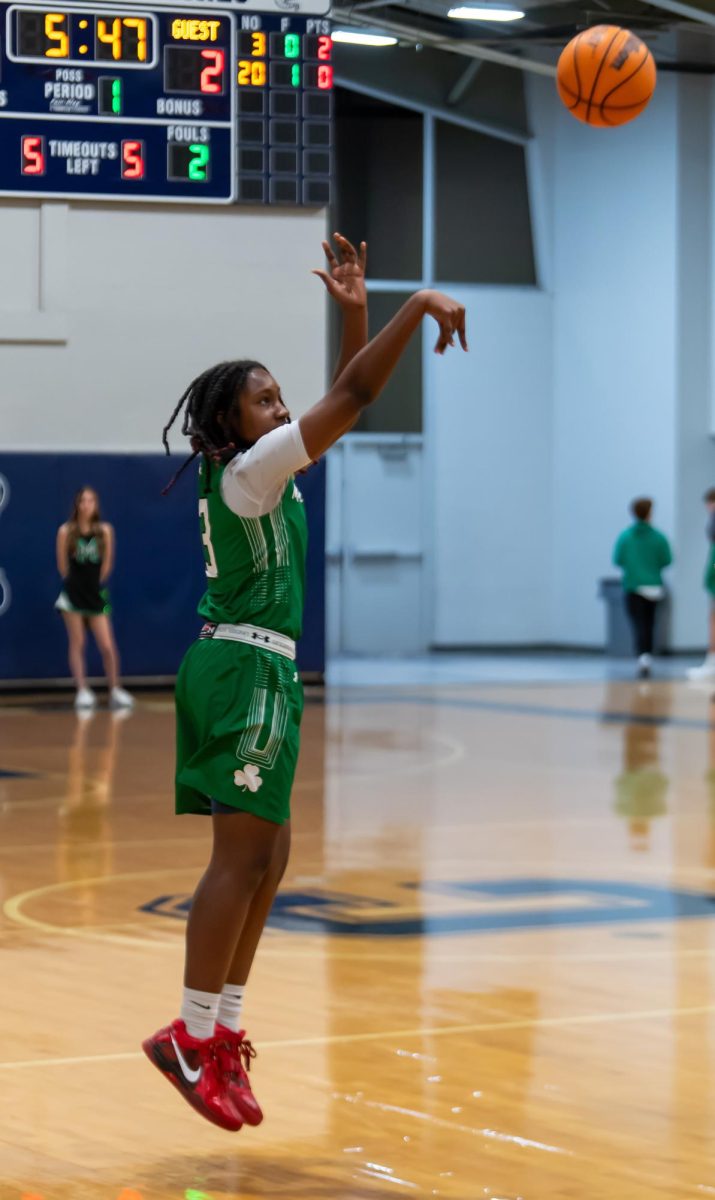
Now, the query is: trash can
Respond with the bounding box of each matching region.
[598,578,670,658]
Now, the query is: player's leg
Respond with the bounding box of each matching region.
[143,811,282,1131]
[62,611,87,686]
[62,611,95,707]
[634,595,652,676]
[212,818,291,1126]
[223,819,291,994]
[642,599,657,656]
[625,592,643,653]
[626,593,652,678]
[146,641,301,1127]
[87,614,133,707]
[184,810,283,994]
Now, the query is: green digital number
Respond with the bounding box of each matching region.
[188,144,210,182]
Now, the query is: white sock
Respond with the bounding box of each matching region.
[181,986,220,1040]
[639,653,652,667]
[217,983,245,1032]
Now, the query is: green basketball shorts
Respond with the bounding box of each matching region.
[175,637,304,824]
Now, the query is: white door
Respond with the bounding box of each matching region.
[327,434,425,656]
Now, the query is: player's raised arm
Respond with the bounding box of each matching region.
[298,288,467,463]
[313,233,368,383]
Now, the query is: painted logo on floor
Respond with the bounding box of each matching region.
[140,878,715,937]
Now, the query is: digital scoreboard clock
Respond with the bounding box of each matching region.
[0,0,332,203]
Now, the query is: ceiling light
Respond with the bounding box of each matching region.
[448,5,525,19]
[331,29,399,46]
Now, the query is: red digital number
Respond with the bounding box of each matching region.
[21,135,45,176]
[317,64,333,90]
[318,35,332,60]
[121,140,145,180]
[200,49,224,94]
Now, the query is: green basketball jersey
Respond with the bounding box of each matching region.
[196,456,308,640]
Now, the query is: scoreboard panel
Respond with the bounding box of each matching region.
[235,16,332,206]
[0,0,333,203]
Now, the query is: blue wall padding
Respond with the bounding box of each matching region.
[0,453,325,680]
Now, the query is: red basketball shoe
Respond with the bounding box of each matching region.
[215,1025,264,1126]
[142,1019,243,1131]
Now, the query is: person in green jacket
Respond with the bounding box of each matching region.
[613,497,672,678]
[687,486,715,680]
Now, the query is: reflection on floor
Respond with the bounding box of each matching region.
[1,661,715,1200]
[326,651,703,687]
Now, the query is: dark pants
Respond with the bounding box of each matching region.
[625,592,658,657]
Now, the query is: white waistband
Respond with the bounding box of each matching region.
[206,622,296,661]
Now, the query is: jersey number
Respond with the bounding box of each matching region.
[198,498,218,578]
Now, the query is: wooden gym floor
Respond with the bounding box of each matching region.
[2,675,715,1200]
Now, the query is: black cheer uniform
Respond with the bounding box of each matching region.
[55,533,111,617]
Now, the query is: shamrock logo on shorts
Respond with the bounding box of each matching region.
[234,764,263,793]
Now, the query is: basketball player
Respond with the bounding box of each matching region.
[612,497,672,678]
[142,235,467,1131]
[55,487,134,710]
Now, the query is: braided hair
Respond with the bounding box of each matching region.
[161,359,267,493]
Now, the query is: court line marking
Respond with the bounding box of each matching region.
[3,868,212,948]
[338,1096,570,1156]
[2,1002,715,1071]
[343,1095,710,1195]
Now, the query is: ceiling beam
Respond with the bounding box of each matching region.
[640,0,715,21]
[330,6,558,75]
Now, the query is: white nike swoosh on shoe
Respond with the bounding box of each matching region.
[170,1033,202,1085]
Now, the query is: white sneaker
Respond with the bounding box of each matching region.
[110,685,135,709]
[687,663,715,681]
[75,686,97,709]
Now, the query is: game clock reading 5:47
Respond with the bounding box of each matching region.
[8,6,157,65]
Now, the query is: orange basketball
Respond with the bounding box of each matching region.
[556,25,656,127]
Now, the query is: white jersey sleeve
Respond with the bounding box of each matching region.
[220,421,312,518]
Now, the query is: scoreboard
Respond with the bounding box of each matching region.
[0,0,333,202]
[235,22,332,206]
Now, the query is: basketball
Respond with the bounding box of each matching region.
[557,25,657,127]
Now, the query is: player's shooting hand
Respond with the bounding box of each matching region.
[312,233,367,311]
[420,290,468,355]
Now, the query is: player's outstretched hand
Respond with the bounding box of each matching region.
[420,290,468,355]
[313,233,367,311]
